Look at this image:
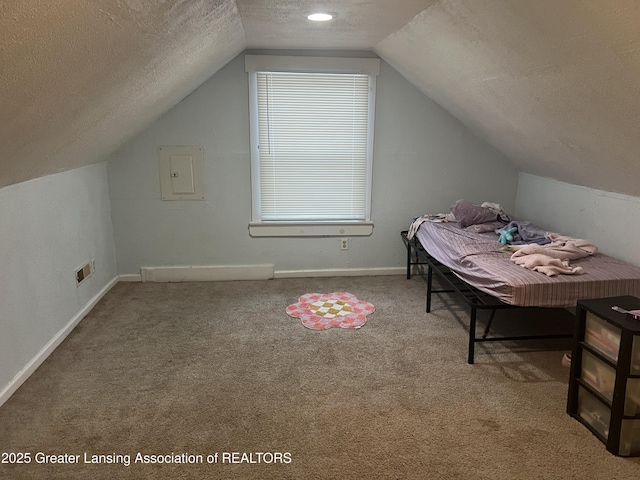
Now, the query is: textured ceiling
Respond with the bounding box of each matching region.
[2,1,640,197]
[0,0,246,188]
[376,0,640,197]
[237,0,435,49]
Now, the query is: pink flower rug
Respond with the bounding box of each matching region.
[286,292,375,330]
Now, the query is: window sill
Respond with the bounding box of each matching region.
[249,222,373,237]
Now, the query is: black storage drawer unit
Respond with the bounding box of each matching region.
[567,296,640,456]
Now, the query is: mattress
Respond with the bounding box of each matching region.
[416,222,640,307]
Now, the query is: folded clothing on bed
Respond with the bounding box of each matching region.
[511,253,584,276]
[510,234,598,276]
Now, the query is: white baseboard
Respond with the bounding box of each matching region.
[118,273,142,282]
[140,265,275,282]
[128,266,405,282]
[0,276,119,408]
[274,267,405,278]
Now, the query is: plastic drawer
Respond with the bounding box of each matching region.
[619,419,640,456]
[580,350,615,402]
[625,378,640,417]
[578,386,610,440]
[632,336,640,375]
[584,312,621,362]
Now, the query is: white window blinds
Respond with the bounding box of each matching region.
[256,71,371,221]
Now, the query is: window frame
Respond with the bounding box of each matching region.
[245,55,380,237]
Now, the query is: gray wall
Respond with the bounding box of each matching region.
[516,173,640,266]
[0,162,117,398]
[108,52,519,275]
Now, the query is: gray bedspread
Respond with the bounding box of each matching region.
[416,221,640,307]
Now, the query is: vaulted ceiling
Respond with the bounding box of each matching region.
[2,1,639,196]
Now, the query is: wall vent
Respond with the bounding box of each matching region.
[75,260,93,286]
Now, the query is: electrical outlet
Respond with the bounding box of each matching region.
[90,258,96,274]
[143,268,155,282]
[340,238,349,250]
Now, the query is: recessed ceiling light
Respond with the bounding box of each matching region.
[308,13,333,22]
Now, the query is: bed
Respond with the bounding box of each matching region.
[402,221,640,363]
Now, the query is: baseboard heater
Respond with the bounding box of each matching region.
[140,265,274,282]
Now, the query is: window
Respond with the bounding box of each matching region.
[245,55,380,237]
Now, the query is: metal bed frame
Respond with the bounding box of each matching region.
[401,230,573,364]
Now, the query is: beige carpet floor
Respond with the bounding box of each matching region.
[1,275,639,479]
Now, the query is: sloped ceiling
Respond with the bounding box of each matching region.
[0,0,246,188]
[2,1,640,197]
[376,0,640,197]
